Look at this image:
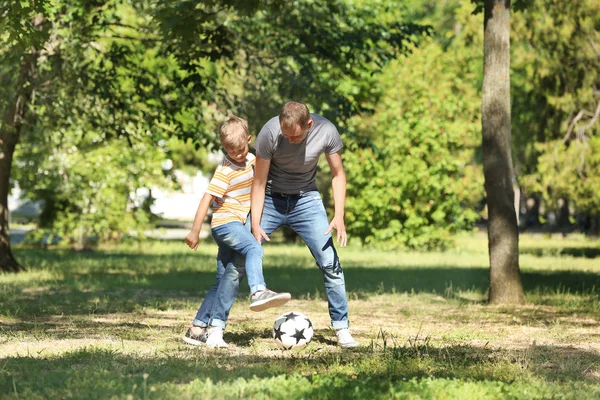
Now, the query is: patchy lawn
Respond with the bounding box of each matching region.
[1,233,599,399]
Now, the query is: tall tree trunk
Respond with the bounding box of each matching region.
[0,54,37,273]
[482,0,525,304]
[0,128,20,272]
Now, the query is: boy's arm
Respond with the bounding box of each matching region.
[325,151,347,248]
[185,192,215,251]
[250,155,271,243]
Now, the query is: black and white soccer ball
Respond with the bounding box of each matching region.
[273,311,314,349]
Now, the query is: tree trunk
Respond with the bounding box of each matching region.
[0,54,37,273]
[0,129,20,272]
[482,0,525,304]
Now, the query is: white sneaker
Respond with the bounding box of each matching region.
[336,328,359,348]
[205,327,229,348]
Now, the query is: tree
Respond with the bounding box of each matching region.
[481,0,525,304]
[512,0,600,233]
[343,36,483,249]
[1,0,426,272]
[1,0,197,268]
[0,51,33,272]
[0,2,48,272]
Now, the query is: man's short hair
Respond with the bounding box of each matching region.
[219,115,249,148]
[279,101,311,128]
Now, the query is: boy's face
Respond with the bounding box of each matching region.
[224,135,251,165]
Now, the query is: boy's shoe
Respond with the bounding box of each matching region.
[249,289,291,312]
[182,326,207,346]
[205,327,229,348]
[336,328,359,348]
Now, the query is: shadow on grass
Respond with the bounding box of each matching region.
[1,341,598,399]
[521,246,600,259]
[3,248,599,320]
[224,327,338,348]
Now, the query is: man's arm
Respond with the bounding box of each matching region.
[325,152,347,247]
[185,192,215,251]
[250,155,272,243]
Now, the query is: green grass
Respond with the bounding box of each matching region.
[1,233,599,399]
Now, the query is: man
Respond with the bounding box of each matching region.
[251,101,358,348]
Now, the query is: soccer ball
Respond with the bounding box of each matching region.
[273,311,314,349]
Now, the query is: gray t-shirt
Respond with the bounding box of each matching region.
[255,114,343,194]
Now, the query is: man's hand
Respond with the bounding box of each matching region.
[185,230,200,251]
[325,215,347,248]
[252,226,270,244]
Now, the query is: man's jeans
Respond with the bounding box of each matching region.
[261,191,350,329]
[193,221,265,329]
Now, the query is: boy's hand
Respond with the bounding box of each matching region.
[185,231,200,251]
[252,226,270,244]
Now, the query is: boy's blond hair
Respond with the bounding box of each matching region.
[219,116,249,148]
[279,101,311,129]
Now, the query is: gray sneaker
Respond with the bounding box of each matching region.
[249,289,291,312]
[182,326,207,346]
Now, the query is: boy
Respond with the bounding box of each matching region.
[183,115,291,348]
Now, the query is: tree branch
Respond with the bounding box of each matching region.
[576,100,600,135]
[97,32,161,43]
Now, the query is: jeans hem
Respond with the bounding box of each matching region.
[210,318,227,329]
[332,320,349,330]
[250,284,267,295]
[192,319,208,328]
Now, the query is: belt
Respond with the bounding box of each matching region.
[268,191,304,198]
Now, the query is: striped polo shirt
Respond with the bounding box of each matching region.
[206,153,256,228]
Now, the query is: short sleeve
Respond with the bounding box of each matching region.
[325,124,343,154]
[254,122,276,160]
[205,164,231,198]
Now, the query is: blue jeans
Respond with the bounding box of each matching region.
[194,191,351,330]
[213,221,266,295]
[193,220,266,329]
[260,190,350,329]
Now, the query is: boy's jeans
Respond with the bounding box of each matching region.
[213,221,266,295]
[259,190,350,329]
[193,220,265,329]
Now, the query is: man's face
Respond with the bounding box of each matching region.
[281,119,313,144]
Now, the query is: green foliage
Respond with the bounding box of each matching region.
[5,1,198,246]
[512,0,600,218]
[165,138,214,177]
[231,0,429,128]
[343,7,484,249]
[3,0,429,247]
[15,133,169,247]
[154,0,430,133]
[470,0,531,15]
[522,137,600,216]
[6,0,596,248]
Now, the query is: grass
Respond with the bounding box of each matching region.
[0,232,599,399]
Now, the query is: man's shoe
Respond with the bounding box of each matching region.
[336,328,359,348]
[205,327,229,348]
[249,289,291,312]
[182,326,207,346]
